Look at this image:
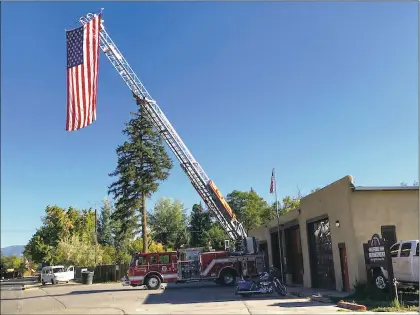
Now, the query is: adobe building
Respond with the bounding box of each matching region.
[249,175,419,292]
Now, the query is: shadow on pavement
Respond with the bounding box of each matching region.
[268,300,335,308]
[143,284,291,305]
[69,288,134,295]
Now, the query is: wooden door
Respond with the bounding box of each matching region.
[339,243,350,292]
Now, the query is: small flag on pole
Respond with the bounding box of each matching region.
[270,168,275,194]
[66,14,101,131]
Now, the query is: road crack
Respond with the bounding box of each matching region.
[39,287,68,310]
[241,300,252,315]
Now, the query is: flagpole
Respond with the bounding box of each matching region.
[273,168,285,283]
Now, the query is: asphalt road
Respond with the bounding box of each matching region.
[0,281,413,314]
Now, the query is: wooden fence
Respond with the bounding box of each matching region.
[75,264,129,283]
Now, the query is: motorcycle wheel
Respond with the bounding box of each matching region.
[274,279,287,296]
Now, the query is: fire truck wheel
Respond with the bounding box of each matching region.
[219,269,236,286]
[145,275,161,290]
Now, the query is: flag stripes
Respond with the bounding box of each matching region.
[66,14,101,131]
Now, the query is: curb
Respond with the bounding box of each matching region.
[22,283,41,290]
[22,281,83,290]
[337,300,367,311]
[310,295,332,304]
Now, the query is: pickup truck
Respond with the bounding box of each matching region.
[371,240,419,290]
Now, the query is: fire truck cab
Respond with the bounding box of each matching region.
[123,247,264,290]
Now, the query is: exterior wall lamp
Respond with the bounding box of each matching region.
[335,220,340,228]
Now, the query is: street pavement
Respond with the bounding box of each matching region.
[1,281,418,314]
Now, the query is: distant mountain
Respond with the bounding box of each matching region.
[1,245,25,257]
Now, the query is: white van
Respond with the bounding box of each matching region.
[41,265,75,285]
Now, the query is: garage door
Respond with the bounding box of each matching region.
[307,217,336,290]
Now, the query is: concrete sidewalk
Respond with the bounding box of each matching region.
[284,284,349,298]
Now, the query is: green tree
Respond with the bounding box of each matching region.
[278,195,301,216]
[55,236,104,266]
[109,96,173,253]
[203,224,228,251]
[101,246,117,265]
[41,205,73,244]
[76,209,97,245]
[97,198,115,247]
[111,200,138,257]
[24,206,98,264]
[148,197,189,250]
[2,255,22,270]
[242,190,271,233]
[24,228,53,264]
[226,189,271,233]
[226,190,249,224]
[189,203,212,247]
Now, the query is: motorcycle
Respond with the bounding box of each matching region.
[235,266,287,297]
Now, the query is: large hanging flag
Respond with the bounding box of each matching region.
[66,14,101,131]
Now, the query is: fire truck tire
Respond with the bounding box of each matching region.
[219,269,236,286]
[145,275,161,290]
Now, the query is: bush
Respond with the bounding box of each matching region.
[351,279,390,301]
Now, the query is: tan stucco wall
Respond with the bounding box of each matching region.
[249,209,299,268]
[298,175,358,291]
[350,190,419,284]
[249,175,419,292]
[250,176,358,291]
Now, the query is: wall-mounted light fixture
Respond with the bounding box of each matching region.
[298,209,301,215]
[335,220,340,228]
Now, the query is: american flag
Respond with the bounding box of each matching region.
[270,169,275,194]
[66,14,101,131]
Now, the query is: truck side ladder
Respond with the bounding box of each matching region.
[79,12,247,243]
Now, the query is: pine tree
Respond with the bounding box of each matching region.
[189,203,211,247]
[108,96,173,253]
[97,198,115,247]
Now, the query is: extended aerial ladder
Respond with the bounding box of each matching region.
[78,11,249,250]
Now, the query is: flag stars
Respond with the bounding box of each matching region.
[66,26,84,68]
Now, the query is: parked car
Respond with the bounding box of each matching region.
[371,240,419,290]
[41,265,75,285]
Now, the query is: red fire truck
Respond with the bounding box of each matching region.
[76,11,271,291]
[123,247,265,290]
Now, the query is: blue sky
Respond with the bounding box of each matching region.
[1,2,417,248]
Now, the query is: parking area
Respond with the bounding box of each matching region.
[1,282,356,314]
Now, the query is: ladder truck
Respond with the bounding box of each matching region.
[78,11,265,289]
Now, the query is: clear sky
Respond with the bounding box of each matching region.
[1,2,417,248]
